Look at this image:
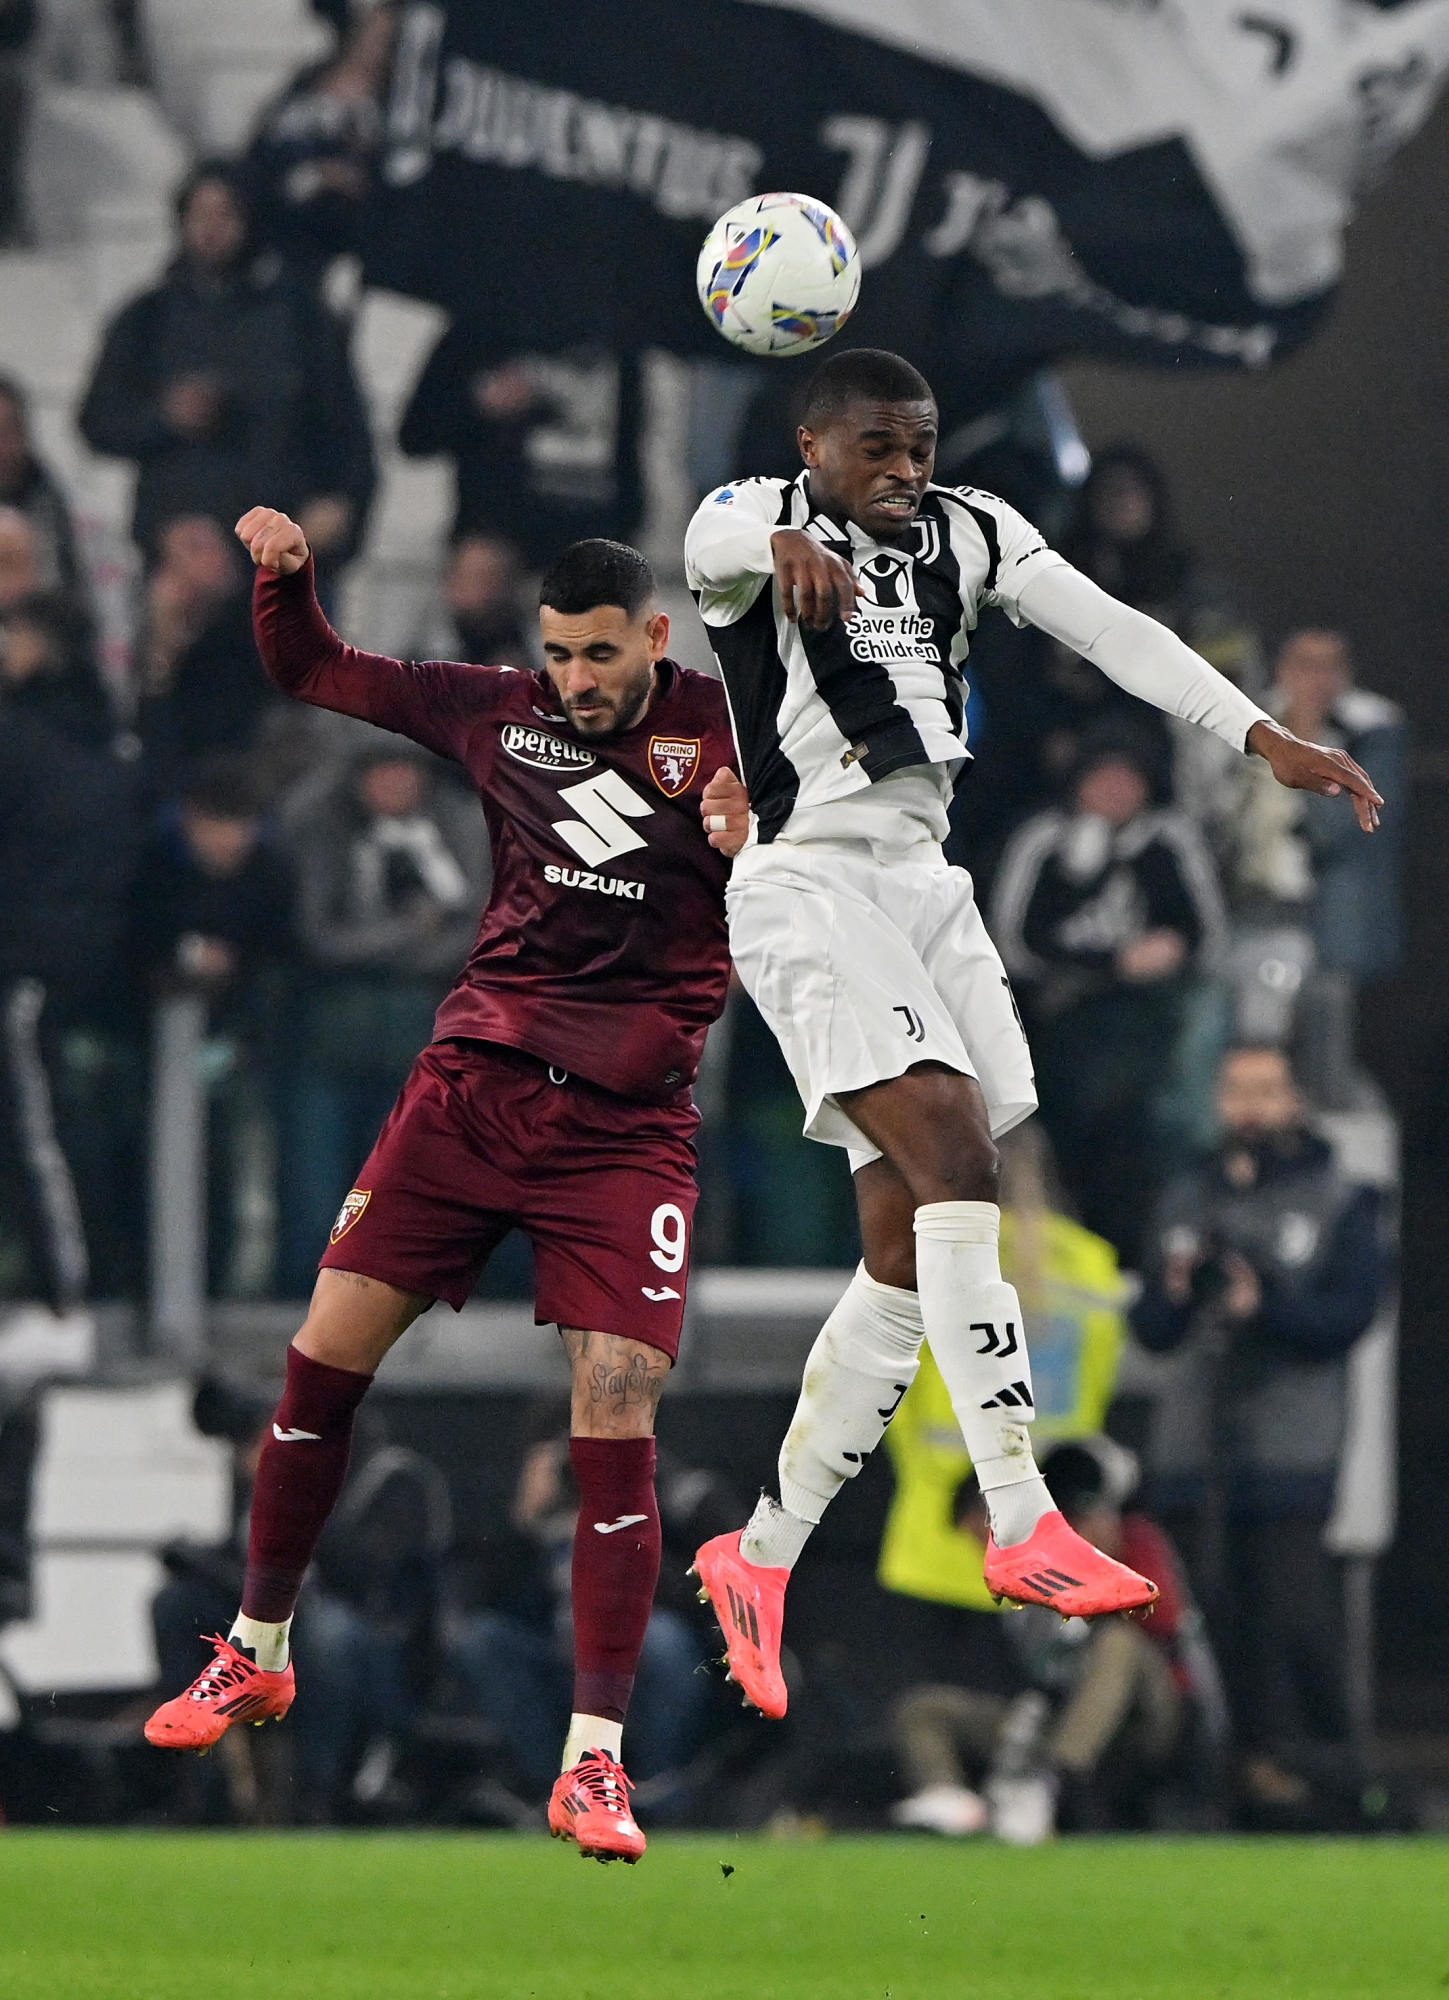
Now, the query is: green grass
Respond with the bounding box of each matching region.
[0,1832,1446,1999]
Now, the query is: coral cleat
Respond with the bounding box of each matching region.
[983,1510,1159,1617]
[144,1634,294,1751]
[690,1530,788,1719]
[549,1749,646,1864]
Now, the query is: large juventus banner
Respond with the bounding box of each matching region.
[368,0,1449,413]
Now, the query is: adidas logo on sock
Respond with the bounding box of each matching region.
[980,1380,1034,1411]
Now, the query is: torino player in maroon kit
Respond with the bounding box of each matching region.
[144,507,749,1865]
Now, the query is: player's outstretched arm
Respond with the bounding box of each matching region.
[1016,562,1383,830]
[1246,718,1381,832]
[701,766,750,855]
[238,504,482,763]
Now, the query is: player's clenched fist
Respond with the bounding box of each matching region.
[236,506,310,575]
[701,766,750,856]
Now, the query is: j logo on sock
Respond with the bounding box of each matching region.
[594,1514,649,1535]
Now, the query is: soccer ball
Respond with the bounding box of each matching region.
[696,192,861,356]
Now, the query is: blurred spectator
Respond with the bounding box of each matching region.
[1228,631,1405,1103]
[890,1442,1200,1843]
[131,758,294,1295]
[0,378,85,604]
[960,446,1262,864]
[0,2,35,248]
[134,515,283,784]
[1050,447,1263,823]
[399,326,643,569]
[246,2,399,278]
[1131,1043,1391,1814]
[991,735,1225,1265]
[78,160,374,572]
[417,535,534,671]
[277,745,488,1291]
[445,1410,718,1803]
[954,456,1262,893]
[1060,449,1261,688]
[1277,630,1405,979]
[0,586,139,1323]
[131,759,294,1007]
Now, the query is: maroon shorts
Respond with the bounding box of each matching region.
[319,1040,700,1355]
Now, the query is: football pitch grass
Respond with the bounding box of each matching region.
[1,1831,1445,1999]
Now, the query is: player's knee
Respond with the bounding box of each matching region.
[899,1130,999,1206]
[938,1131,1000,1204]
[865,1236,917,1291]
[563,1328,667,1439]
[569,1392,657,1441]
[871,1069,1000,1205]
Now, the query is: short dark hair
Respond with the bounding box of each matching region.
[538,538,656,620]
[802,348,936,428]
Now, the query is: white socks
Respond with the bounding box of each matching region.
[913,1200,1052,1547]
[230,1612,292,1673]
[740,1264,924,1571]
[562,1712,623,1769]
[737,1206,1052,1568]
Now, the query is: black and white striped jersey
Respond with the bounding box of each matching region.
[685,472,1064,843]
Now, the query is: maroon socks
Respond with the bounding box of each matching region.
[568,1435,662,1725]
[236,1356,660,1750]
[240,1345,374,1624]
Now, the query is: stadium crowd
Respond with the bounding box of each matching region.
[0,2,1408,1839]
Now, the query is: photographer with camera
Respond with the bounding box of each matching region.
[1131,1043,1390,1817]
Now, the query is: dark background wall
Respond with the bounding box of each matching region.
[1061,96,1449,1699]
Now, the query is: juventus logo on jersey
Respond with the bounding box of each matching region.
[893,1005,926,1043]
[913,517,941,564]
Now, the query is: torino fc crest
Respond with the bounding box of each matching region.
[648,736,700,797]
[330,1188,371,1243]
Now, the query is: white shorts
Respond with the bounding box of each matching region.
[727,836,1037,1167]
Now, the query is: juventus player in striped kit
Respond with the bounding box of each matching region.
[685,349,1382,1717]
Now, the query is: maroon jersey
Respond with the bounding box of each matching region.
[254,559,734,1102]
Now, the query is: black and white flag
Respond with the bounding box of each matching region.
[367,0,1449,412]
